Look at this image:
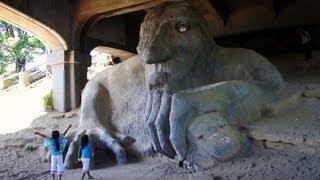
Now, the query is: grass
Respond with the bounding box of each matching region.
[43,91,53,111]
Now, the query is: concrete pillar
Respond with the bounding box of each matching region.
[47,50,70,112]
[67,51,80,110]
[68,50,90,111]
[47,50,89,112]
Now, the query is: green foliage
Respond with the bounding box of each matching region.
[0,20,46,74]
[0,55,6,74]
[43,92,53,111]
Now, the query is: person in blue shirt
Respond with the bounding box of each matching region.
[78,135,94,180]
[35,124,71,180]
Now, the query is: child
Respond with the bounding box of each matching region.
[35,124,72,180]
[78,135,94,180]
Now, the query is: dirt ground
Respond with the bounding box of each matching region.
[1,54,320,180]
[1,109,320,180]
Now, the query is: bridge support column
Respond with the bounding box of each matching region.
[47,50,70,112]
[47,50,89,112]
[68,51,89,111]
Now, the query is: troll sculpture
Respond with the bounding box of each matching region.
[64,2,284,170]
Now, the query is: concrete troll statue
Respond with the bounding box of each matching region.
[64,1,284,170]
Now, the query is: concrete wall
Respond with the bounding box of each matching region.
[216,25,320,54]
[86,11,144,54]
[88,16,126,46]
[211,0,320,38]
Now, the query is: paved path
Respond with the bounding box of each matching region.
[0,78,51,134]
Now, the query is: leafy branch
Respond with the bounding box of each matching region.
[0,20,45,74]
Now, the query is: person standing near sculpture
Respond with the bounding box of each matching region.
[297,28,312,61]
[78,135,94,180]
[34,124,72,180]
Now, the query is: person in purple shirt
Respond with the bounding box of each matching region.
[78,135,94,180]
[35,125,72,180]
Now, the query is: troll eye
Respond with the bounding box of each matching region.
[177,24,190,33]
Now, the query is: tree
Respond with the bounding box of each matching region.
[0,20,45,74]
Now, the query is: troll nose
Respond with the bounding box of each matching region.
[140,45,171,64]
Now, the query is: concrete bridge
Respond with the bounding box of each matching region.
[0,0,318,112]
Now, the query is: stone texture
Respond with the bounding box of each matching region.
[64,1,285,170]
